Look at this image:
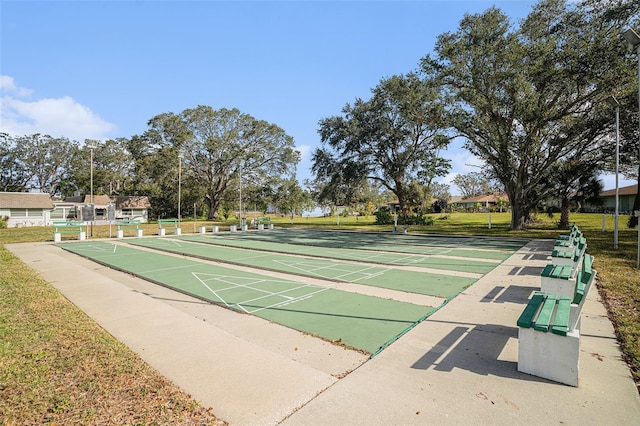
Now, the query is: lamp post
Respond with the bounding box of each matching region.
[239,163,242,223]
[87,141,97,237]
[606,96,620,250]
[178,150,184,228]
[622,28,640,266]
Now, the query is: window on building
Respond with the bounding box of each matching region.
[10,208,27,218]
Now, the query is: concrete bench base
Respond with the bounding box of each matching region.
[518,326,580,386]
[199,226,219,234]
[117,229,143,239]
[54,231,86,242]
[541,276,577,299]
[550,255,577,267]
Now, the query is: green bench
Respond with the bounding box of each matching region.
[551,236,586,266]
[553,230,582,252]
[541,253,593,298]
[555,224,579,242]
[158,219,181,236]
[116,220,142,238]
[256,216,273,230]
[517,256,597,386]
[53,221,86,242]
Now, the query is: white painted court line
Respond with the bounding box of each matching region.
[273,259,390,282]
[244,288,331,314]
[191,272,327,314]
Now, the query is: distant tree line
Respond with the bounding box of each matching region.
[0,106,308,221]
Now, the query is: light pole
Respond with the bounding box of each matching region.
[178,150,184,228]
[606,96,620,250]
[622,28,640,266]
[239,163,242,222]
[87,141,97,237]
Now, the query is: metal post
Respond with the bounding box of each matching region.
[178,150,184,229]
[607,96,620,249]
[615,103,620,249]
[623,29,640,266]
[90,147,94,206]
[87,141,97,237]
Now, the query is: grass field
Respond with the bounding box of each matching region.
[1,212,638,423]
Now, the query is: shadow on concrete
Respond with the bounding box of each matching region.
[480,285,537,304]
[521,253,551,261]
[410,323,548,383]
[508,266,544,276]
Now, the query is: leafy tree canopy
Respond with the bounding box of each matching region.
[422,0,637,229]
[313,73,451,217]
[140,106,300,219]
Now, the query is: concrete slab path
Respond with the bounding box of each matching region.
[7,239,640,425]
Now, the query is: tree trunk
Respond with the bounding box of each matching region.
[206,192,222,220]
[505,184,526,231]
[510,206,526,230]
[559,195,570,229]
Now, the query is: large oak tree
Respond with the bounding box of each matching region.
[313,73,450,217]
[423,0,637,229]
[142,106,299,219]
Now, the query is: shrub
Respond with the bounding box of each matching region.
[374,208,394,225]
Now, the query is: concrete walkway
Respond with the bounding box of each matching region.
[7,239,640,425]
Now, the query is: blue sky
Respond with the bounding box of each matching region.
[0,0,631,194]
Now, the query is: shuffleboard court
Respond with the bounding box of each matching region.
[199,229,526,260]
[178,234,500,274]
[57,241,434,354]
[126,237,478,298]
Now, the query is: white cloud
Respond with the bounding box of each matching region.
[0,75,116,141]
[295,144,311,161]
[0,75,33,97]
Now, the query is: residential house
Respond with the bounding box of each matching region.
[0,192,152,227]
[451,193,509,212]
[0,192,55,227]
[600,184,637,214]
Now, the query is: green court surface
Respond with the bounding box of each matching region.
[57,241,434,354]
[193,229,526,260]
[126,237,477,298]
[178,234,500,274]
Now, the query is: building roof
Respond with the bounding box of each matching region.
[601,184,637,197]
[455,193,508,204]
[63,195,151,209]
[112,196,151,209]
[0,192,55,209]
[64,195,112,205]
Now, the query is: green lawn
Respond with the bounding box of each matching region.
[1,211,638,424]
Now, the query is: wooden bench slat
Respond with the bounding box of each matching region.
[541,264,555,277]
[158,219,179,227]
[517,292,545,328]
[551,297,572,336]
[573,271,586,304]
[533,294,557,332]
